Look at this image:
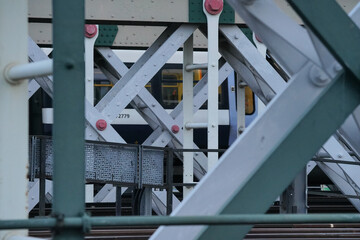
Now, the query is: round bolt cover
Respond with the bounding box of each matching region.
[204,0,223,15]
[85,25,97,38]
[96,119,107,131]
[255,34,263,43]
[171,125,180,134]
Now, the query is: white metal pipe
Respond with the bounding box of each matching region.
[185,63,208,72]
[185,122,208,129]
[0,1,29,240]
[5,59,53,83]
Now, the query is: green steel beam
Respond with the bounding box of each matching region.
[52,0,85,239]
[196,71,360,240]
[288,0,360,80]
[193,2,360,240]
[94,25,118,47]
[2,214,360,230]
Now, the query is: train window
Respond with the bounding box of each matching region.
[161,68,225,109]
[94,80,113,105]
[244,86,255,115]
[94,79,151,107]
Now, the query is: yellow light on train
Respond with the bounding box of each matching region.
[245,86,254,114]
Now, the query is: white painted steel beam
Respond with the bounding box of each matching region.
[204,1,221,170]
[28,179,53,212]
[95,25,198,120]
[183,35,195,197]
[27,38,126,143]
[27,1,358,28]
[93,51,203,212]
[218,25,285,102]
[218,17,360,212]
[94,47,230,179]
[110,55,233,177]
[151,1,360,239]
[0,2,29,239]
[85,25,98,106]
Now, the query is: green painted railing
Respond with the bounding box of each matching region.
[1,214,360,231]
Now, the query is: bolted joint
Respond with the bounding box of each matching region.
[85,24,97,38]
[3,63,21,85]
[96,119,107,131]
[171,125,180,134]
[204,0,223,15]
[82,213,92,233]
[309,66,330,87]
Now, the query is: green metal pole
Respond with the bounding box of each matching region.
[288,0,360,80]
[52,0,85,239]
[2,214,360,230]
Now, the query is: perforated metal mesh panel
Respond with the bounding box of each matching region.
[142,149,164,186]
[88,142,137,183]
[29,137,164,186]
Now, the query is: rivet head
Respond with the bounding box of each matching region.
[333,63,342,73]
[204,0,223,15]
[96,119,107,131]
[85,24,97,38]
[309,66,330,87]
[171,125,180,134]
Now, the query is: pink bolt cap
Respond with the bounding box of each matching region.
[204,0,224,15]
[171,125,180,134]
[96,119,107,131]
[85,24,97,38]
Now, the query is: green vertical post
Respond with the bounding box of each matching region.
[52,0,85,239]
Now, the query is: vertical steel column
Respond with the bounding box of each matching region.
[115,186,122,216]
[204,0,222,169]
[84,25,98,204]
[236,75,246,136]
[39,150,46,216]
[183,35,195,197]
[0,1,29,239]
[166,149,174,215]
[280,167,307,213]
[52,0,85,239]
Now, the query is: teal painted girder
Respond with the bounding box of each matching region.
[52,0,85,239]
[196,71,360,240]
[95,25,118,47]
[289,0,360,79]
[196,2,360,240]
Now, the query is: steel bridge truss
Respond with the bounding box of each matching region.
[151,0,360,239]
[27,1,360,224]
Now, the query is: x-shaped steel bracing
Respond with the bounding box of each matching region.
[151,1,360,239]
[28,4,360,225]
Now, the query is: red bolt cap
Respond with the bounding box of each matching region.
[255,34,263,43]
[171,125,180,134]
[85,24,97,38]
[204,0,223,15]
[96,119,107,131]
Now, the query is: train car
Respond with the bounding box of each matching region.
[94,50,258,148]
